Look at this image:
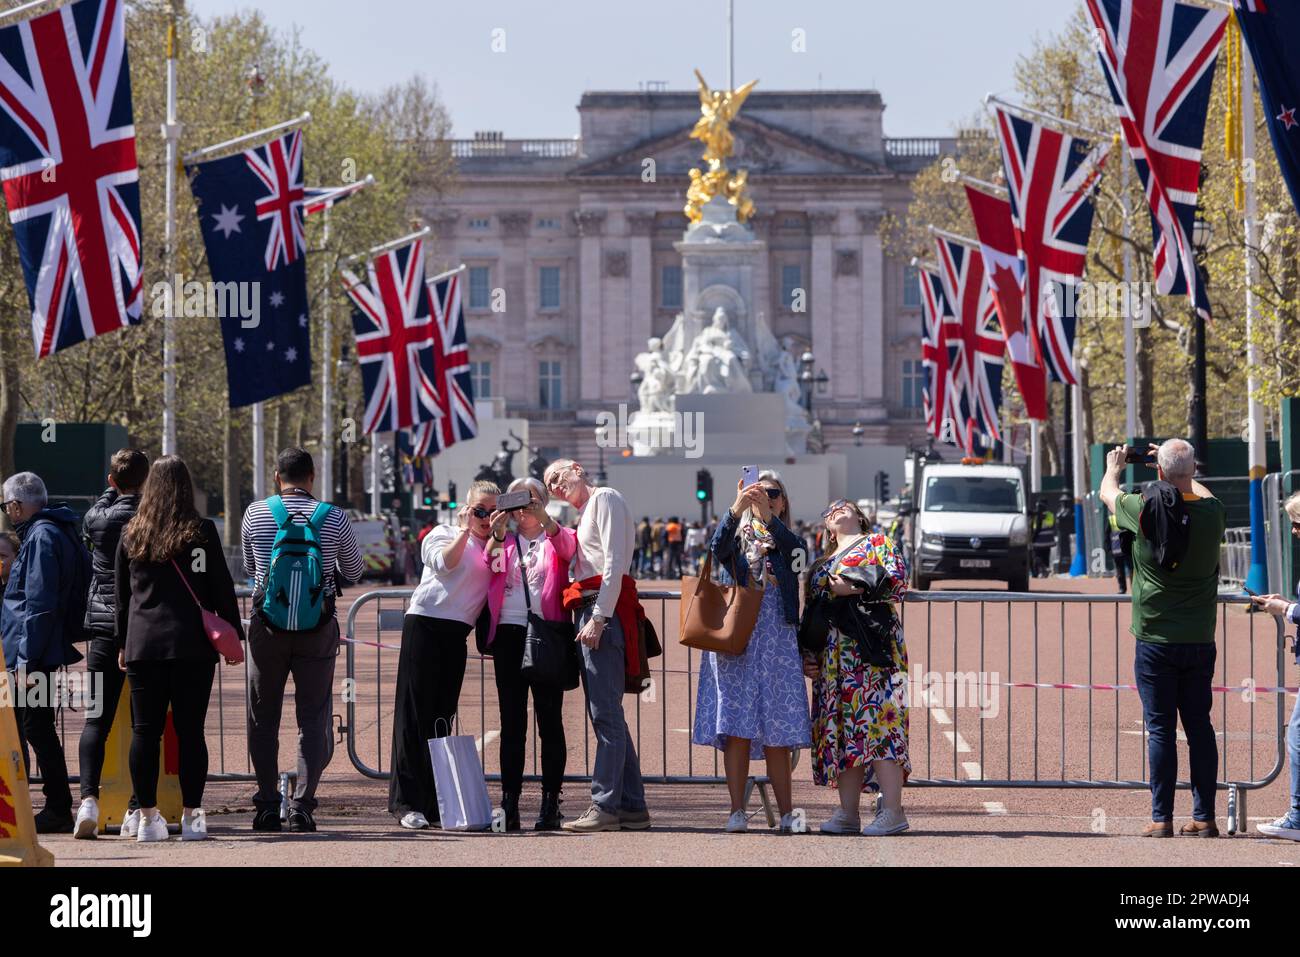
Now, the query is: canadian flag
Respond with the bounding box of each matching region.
[964,183,1048,421]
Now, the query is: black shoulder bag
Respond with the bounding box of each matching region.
[516,533,581,690]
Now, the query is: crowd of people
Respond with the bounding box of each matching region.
[2,437,1298,842]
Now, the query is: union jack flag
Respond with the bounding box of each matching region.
[1086,0,1226,321]
[933,233,1005,452]
[303,178,369,217]
[423,268,477,454]
[0,0,142,358]
[342,238,438,434]
[917,263,960,446]
[992,105,1107,385]
[247,129,306,271]
[965,183,1048,421]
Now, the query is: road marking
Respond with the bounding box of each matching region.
[943,731,972,753]
[672,728,692,733]
[962,761,983,780]
[983,801,1008,815]
[931,708,952,726]
[475,730,500,753]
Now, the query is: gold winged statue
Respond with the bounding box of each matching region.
[685,70,757,225]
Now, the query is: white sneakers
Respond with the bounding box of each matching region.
[136,812,169,843]
[862,806,910,836]
[119,808,141,838]
[725,810,749,833]
[400,811,430,830]
[181,809,208,841]
[818,808,861,835]
[1256,816,1300,841]
[74,798,99,839]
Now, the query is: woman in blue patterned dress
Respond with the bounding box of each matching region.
[802,499,910,836]
[693,470,812,833]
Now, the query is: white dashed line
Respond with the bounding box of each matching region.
[475,730,500,753]
[983,801,1008,815]
[931,708,952,726]
[943,731,972,753]
[962,761,983,780]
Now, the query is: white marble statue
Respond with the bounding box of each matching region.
[683,307,753,394]
[633,337,676,413]
[774,336,810,425]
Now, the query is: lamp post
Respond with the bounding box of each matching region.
[852,422,865,447]
[799,350,830,452]
[594,424,608,486]
[1190,215,1212,477]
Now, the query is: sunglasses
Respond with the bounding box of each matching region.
[759,487,783,500]
[0,500,18,511]
[470,506,492,520]
[821,498,852,520]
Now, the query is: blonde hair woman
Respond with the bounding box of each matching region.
[803,499,910,836]
[388,479,505,830]
[693,469,811,833]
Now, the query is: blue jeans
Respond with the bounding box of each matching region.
[1133,641,1218,823]
[1287,681,1300,826]
[575,605,646,815]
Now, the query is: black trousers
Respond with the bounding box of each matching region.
[13,669,72,816]
[126,659,214,809]
[77,636,132,802]
[387,615,469,821]
[492,624,566,795]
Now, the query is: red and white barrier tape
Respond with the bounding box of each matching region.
[993,679,1298,695]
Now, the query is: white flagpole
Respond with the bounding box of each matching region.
[370,434,382,516]
[1030,421,1042,494]
[182,112,312,165]
[162,4,181,456]
[1122,153,1137,441]
[321,206,334,500]
[1243,49,1269,593]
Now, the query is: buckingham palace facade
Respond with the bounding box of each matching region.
[414,89,957,465]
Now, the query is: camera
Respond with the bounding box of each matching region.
[495,490,533,511]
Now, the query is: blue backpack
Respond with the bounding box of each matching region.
[258,496,333,631]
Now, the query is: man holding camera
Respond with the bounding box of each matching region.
[1100,439,1225,838]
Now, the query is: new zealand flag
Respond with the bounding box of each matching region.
[1234,1,1300,218]
[187,130,312,407]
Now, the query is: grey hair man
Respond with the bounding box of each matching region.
[2,470,90,834]
[543,459,648,832]
[1099,439,1225,838]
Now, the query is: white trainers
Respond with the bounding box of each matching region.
[779,812,802,834]
[119,808,142,838]
[400,811,430,830]
[136,812,169,843]
[181,809,208,841]
[74,798,99,839]
[862,806,910,836]
[724,810,748,833]
[1256,816,1300,841]
[818,808,861,835]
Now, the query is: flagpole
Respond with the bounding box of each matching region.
[161,2,180,456]
[426,263,468,284]
[321,206,334,501]
[182,112,313,165]
[1069,379,1087,576]
[370,434,382,516]
[927,224,981,250]
[345,225,432,264]
[1122,154,1137,442]
[984,94,1109,141]
[0,0,64,28]
[1242,49,1269,594]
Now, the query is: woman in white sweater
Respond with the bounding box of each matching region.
[388,479,504,829]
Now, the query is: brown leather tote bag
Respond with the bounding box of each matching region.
[678,551,764,655]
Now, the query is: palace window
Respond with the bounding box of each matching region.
[539,266,561,310]
[660,265,683,309]
[470,361,492,399]
[903,265,921,307]
[539,360,563,409]
[467,217,491,230]
[781,264,803,311]
[902,358,924,410]
[468,266,491,310]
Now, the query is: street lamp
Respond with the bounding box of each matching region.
[799,350,830,452]
[852,422,865,447]
[594,424,608,485]
[1190,214,1212,477]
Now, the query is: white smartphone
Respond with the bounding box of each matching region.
[740,464,760,488]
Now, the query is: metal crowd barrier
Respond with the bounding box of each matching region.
[343,588,1289,835]
[1221,527,1253,588]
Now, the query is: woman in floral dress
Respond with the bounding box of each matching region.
[693,470,811,833]
[803,499,910,836]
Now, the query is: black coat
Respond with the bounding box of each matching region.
[115,519,246,663]
[82,488,139,638]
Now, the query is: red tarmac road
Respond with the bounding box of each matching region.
[29,576,1300,866]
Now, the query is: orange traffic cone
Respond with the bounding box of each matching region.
[0,669,54,866]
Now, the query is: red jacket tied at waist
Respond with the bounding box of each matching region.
[562,574,643,682]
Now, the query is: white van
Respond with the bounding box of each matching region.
[909,463,1032,591]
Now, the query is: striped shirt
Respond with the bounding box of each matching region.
[240,493,365,598]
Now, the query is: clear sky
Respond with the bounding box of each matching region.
[189,0,1078,139]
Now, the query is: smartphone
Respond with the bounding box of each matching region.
[1123,449,1155,465]
[495,490,532,511]
[741,465,759,488]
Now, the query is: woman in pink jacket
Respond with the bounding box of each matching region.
[481,476,576,831]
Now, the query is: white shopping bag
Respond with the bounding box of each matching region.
[428,733,493,831]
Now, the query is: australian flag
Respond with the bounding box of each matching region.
[187,130,312,407]
[1235,1,1300,218]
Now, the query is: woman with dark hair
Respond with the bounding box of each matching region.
[693,469,811,833]
[803,499,909,836]
[115,455,244,843]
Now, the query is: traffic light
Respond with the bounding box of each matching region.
[447,480,458,511]
[878,470,890,502]
[421,486,434,508]
[696,468,712,503]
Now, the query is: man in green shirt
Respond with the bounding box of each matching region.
[1100,439,1226,839]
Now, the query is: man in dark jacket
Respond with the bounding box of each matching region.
[74,448,147,839]
[2,470,90,833]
